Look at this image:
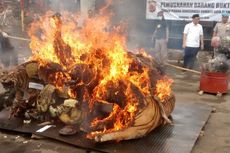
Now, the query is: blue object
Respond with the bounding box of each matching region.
[222,12,229,17]
[183,47,199,69]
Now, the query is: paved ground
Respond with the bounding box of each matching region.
[171,68,230,153]
[0,27,230,152]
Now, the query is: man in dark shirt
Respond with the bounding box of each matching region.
[152,11,169,64]
[0,30,18,68]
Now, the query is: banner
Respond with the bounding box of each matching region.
[146,0,230,21]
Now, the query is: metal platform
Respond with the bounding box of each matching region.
[0,102,211,153]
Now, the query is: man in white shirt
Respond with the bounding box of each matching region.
[182,14,204,69]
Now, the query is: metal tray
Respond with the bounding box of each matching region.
[0,102,211,153]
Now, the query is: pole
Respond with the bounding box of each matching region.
[20,0,25,32]
[165,63,201,74]
[7,35,30,41]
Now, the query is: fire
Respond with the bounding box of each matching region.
[155,77,174,102]
[27,6,173,137]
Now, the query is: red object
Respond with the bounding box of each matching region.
[200,71,229,94]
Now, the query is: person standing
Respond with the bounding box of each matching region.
[0,30,18,68]
[212,12,230,57]
[152,11,169,64]
[182,14,204,69]
[213,12,230,38]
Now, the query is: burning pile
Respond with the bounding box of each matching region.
[0,11,175,142]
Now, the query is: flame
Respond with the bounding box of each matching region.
[155,77,174,102]
[27,6,173,137]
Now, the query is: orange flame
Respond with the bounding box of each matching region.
[155,77,174,102]
[27,6,173,137]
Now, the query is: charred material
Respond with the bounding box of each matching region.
[0,12,175,142]
[52,13,75,67]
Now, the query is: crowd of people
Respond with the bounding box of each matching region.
[152,12,230,70]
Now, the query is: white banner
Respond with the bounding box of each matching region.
[146,0,230,21]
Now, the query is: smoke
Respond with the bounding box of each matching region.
[42,0,161,52]
[106,0,152,51]
[47,0,152,50]
[49,0,80,12]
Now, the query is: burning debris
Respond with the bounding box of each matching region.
[0,11,175,142]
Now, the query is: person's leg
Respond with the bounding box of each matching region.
[188,47,199,69]
[160,39,168,63]
[1,52,10,68]
[154,39,161,63]
[11,49,18,66]
[183,47,191,68]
